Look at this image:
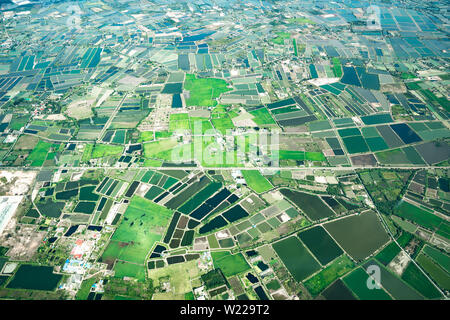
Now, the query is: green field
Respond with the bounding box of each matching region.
[422,245,450,273]
[211,117,235,135]
[401,261,442,299]
[91,144,123,159]
[416,253,450,290]
[293,38,298,56]
[138,131,154,142]
[375,148,411,165]
[375,241,401,266]
[343,267,392,300]
[190,117,214,134]
[9,116,29,131]
[160,142,194,162]
[249,108,276,126]
[75,278,97,300]
[331,58,342,78]
[207,234,220,249]
[148,260,200,298]
[102,196,173,265]
[394,201,445,231]
[211,105,235,134]
[114,261,146,281]
[278,150,326,162]
[211,251,250,277]
[304,255,355,296]
[305,151,327,161]
[197,136,243,167]
[27,140,52,166]
[391,215,418,233]
[143,138,179,159]
[169,113,190,132]
[184,74,232,107]
[397,232,414,248]
[286,17,315,24]
[271,31,290,45]
[419,89,450,113]
[81,144,94,162]
[242,170,273,193]
[364,260,424,300]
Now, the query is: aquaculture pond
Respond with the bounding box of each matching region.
[390,123,422,144]
[321,279,356,300]
[280,189,334,220]
[222,205,249,223]
[324,211,390,261]
[272,236,320,282]
[36,199,65,218]
[74,201,96,214]
[341,67,361,86]
[199,215,228,234]
[298,226,343,265]
[79,186,100,201]
[7,265,62,291]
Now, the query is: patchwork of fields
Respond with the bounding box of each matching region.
[0,0,449,303]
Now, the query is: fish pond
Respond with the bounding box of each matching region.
[7,265,62,291]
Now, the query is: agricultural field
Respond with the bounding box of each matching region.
[102,195,173,265]
[26,141,53,166]
[394,201,448,233]
[241,170,273,193]
[416,253,450,290]
[0,0,449,303]
[271,32,291,45]
[304,255,355,296]
[343,267,392,300]
[248,107,277,126]
[401,262,443,299]
[184,74,232,107]
[211,251,250,277]
[89,144,124,159]
[1,167,448,301]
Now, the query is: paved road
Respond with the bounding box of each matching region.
[96,92,129,143]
